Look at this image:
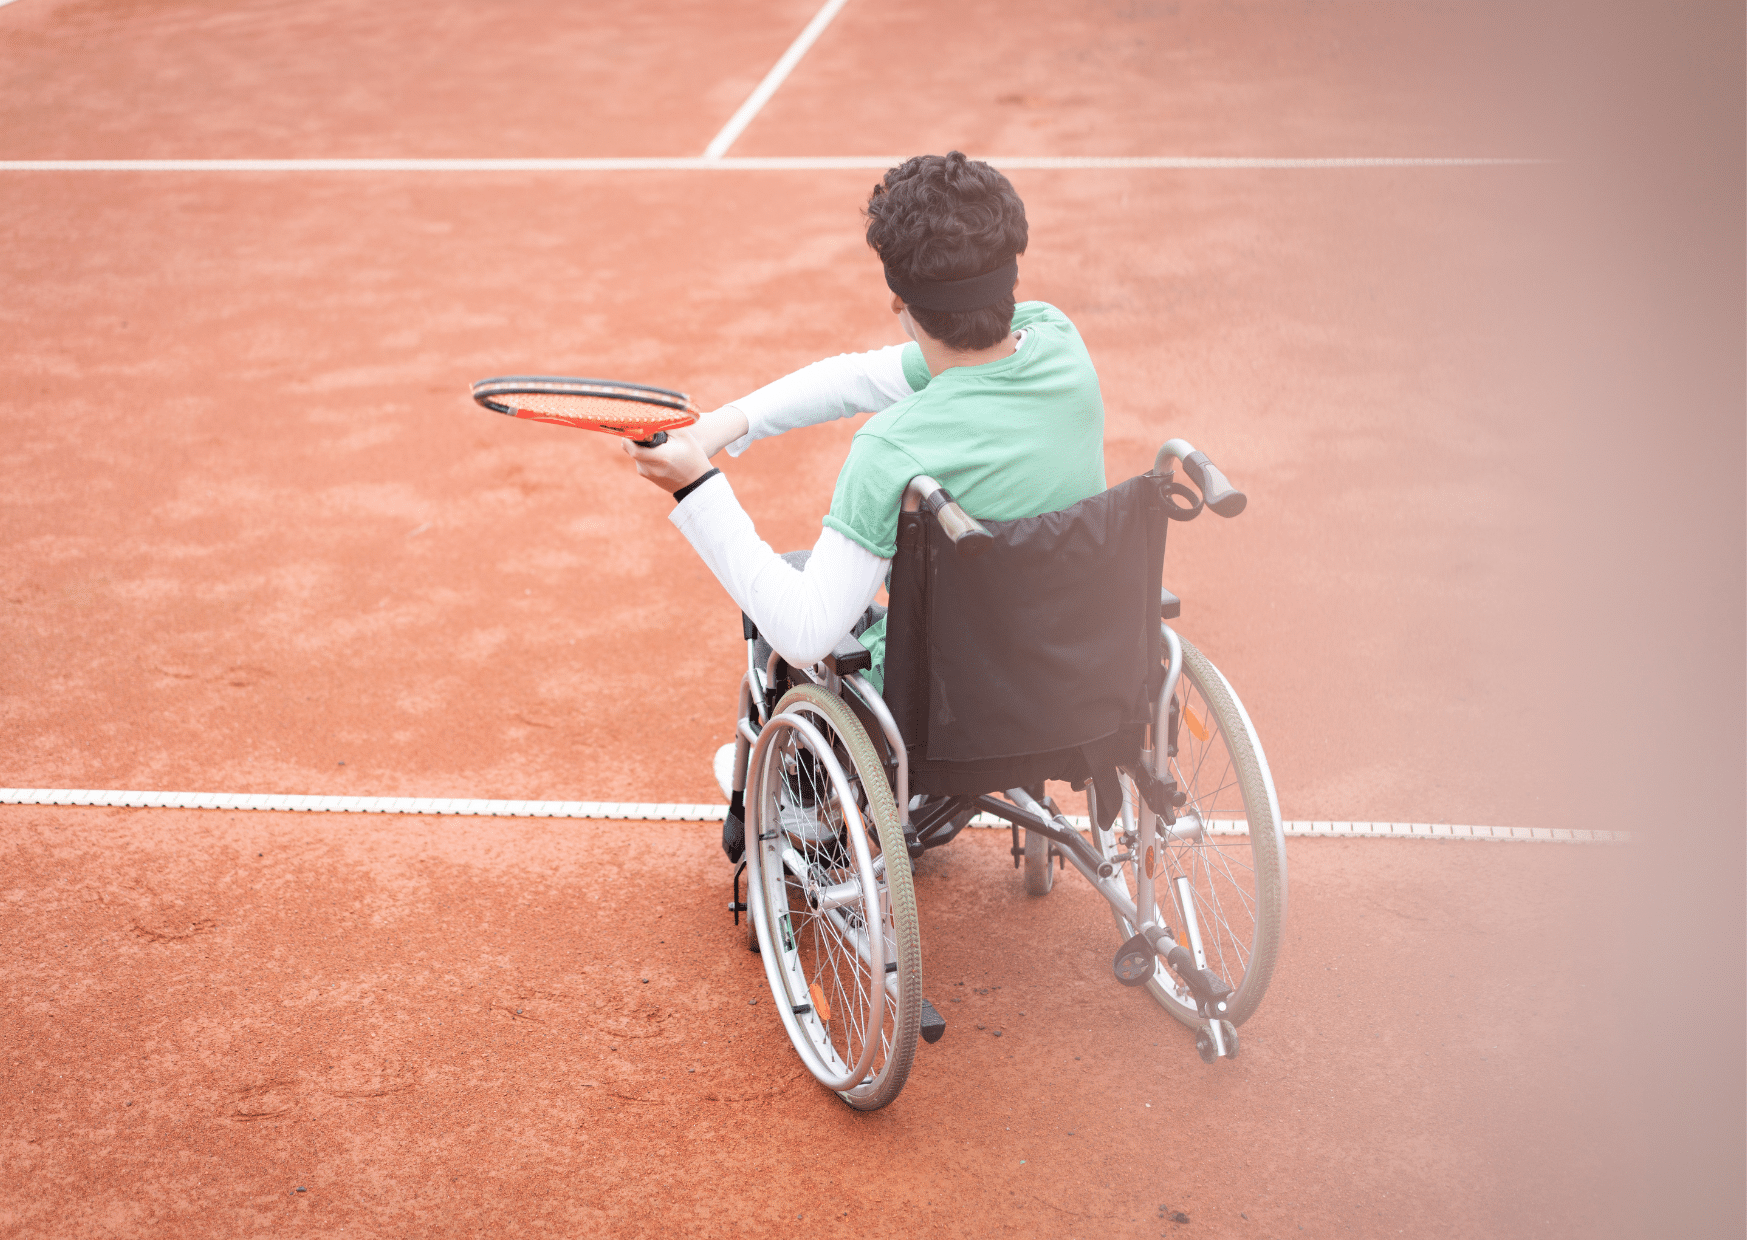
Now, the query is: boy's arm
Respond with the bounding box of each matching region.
[669,473,888,667]
[706,343,918,459]
[689,405,751,459]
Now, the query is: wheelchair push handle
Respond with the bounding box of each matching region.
[1155,438,1247,518]
[904,476,995,558]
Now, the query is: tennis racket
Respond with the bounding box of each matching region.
[471,376,699,448]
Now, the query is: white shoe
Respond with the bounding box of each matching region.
[713,742,736,800]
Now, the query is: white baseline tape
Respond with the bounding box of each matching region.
[969,814,1626,843]
[0,156,1546,173]
[0,789,1626,842]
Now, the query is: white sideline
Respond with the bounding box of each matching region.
[0,789,1626,842]
[702,0,854,159]
[0,157,1544,173]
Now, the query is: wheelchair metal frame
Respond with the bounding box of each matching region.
[729,439,1271,1070]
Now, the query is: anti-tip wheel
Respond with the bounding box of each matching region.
[1195,1019,1240,1063]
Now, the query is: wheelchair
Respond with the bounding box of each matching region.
[721,440,1287,1110]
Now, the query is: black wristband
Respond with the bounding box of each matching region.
[672,468,721,504]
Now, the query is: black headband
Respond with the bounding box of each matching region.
[885,257,1019,312]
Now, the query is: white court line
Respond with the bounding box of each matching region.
[0,789,1625,841]
[0,156,1544,173]
[702,0,855,159]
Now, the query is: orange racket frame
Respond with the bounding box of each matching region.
[471,375,700,447]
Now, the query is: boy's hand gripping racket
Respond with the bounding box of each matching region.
[470,376,699,447]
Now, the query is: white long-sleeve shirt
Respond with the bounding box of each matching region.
[669,344,916,667]
[722,343,915,457]
[671,337,1029,669]
[671,473,888,666]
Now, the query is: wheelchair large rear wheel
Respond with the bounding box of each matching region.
[744,684,922,1110]
[1093,635,1287,1029]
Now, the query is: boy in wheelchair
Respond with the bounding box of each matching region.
[624,153,1282,1110]
[624,150,1105,689]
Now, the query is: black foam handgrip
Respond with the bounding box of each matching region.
[950,522,994,557]
[1183,450,1246,517]
[922,487,995,557]
[633,431,669,448]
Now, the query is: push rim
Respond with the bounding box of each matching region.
[744,686,917,1105]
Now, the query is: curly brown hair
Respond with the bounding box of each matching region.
[865,152,1029,351]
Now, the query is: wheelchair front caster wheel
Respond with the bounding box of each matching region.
[1196,1019,1239,1063]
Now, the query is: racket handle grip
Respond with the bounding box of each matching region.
[632,431,669,448]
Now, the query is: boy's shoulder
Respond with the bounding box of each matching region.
[1011,300,1074,332]
[859,301,1091,439]
[1011,301,1092,361]
[894,301,1080,392]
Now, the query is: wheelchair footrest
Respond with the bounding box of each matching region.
[919,997,947,1044]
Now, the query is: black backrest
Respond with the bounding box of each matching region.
[883,473,1168,798]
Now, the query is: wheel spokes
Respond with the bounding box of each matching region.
[769,727,895,1084]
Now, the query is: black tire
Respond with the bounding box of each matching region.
[743,684,922,1111]
[1022,829,1055,895]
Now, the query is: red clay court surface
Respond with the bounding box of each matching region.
[1,2,1741,1238]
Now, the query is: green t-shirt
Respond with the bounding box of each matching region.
[825,301,1107,684]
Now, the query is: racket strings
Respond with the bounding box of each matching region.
[501,391,678,425]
